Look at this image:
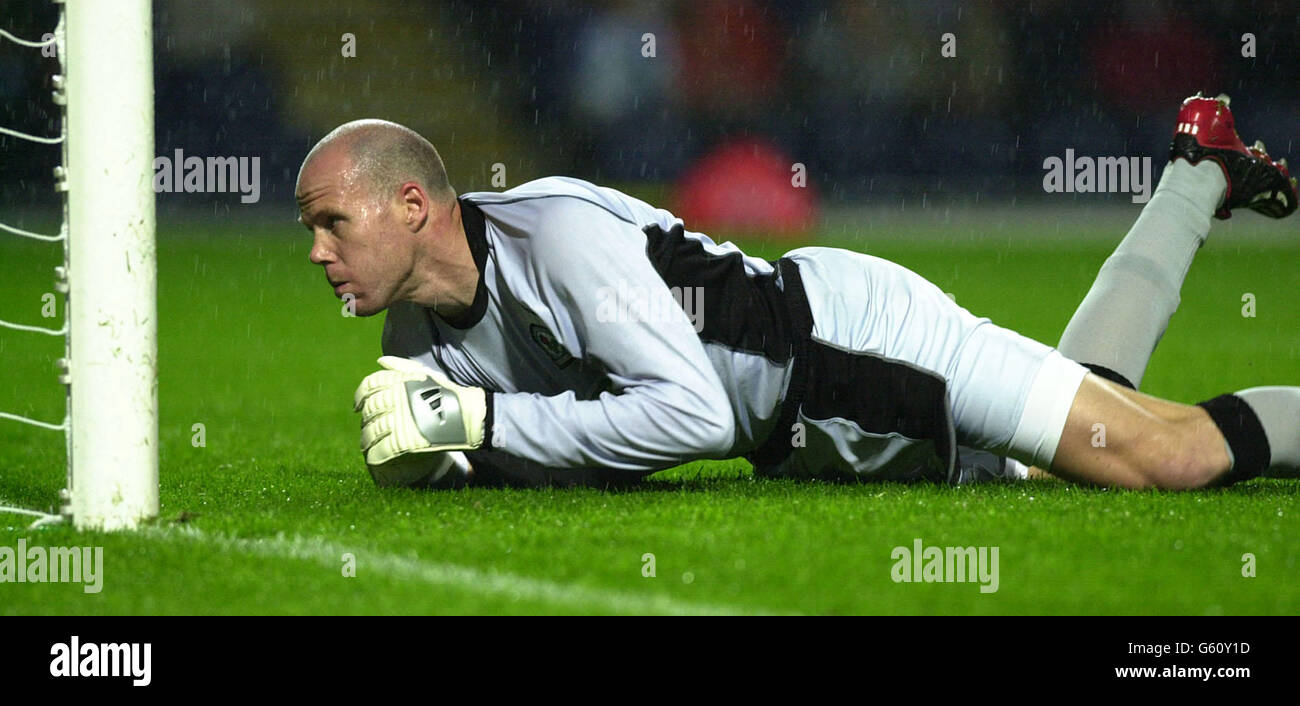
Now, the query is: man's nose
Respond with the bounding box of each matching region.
[308,231,333,265]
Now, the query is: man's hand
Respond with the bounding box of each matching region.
[353,356,488,468]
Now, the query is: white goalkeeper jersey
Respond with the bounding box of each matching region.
[380,176,797,472]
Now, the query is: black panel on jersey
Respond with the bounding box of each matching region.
[747,258,813,467]
[745,259,955,476]
[800,342,954,471]
[442,197,491,330]
[641,223,794,363]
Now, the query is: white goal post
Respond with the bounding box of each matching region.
[64,0,158,530]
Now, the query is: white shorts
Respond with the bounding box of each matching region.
[765,247,1088,480]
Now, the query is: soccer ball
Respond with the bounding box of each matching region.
[367,451,457,488]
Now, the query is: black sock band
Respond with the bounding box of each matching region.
[1081,363,1137,390]
[1197,394,1271,485]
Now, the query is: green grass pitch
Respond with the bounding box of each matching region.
[1,212,1296,615]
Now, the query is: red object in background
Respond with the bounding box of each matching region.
[1089,23,1220,112]
[672,139,817,237]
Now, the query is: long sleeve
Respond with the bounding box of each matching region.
[486,199,735,471]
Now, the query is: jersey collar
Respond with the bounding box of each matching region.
[440,196,490,330]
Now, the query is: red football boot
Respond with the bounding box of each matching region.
[1171,93,1298,219]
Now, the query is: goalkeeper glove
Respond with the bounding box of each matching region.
[353,356,488,468]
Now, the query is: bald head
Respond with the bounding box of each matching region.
[297,119,474,319]
[300,119,455,206]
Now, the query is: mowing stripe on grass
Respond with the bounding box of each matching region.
[149,527,781,616]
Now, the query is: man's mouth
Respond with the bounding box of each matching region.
[332,281,348,295]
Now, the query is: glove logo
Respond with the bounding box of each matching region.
[416,386,444,417]
[405,378,463,445]
[530,323,574,369]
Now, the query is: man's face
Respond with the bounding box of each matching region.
[296,148,413,317]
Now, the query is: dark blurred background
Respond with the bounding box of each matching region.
[3,0,1299,227]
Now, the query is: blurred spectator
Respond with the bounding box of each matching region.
[797,0,1019,197]
[567,0,687,180]
[5,0,1300,212]
[153,0,309,208]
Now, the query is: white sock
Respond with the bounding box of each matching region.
[1056,160,1227,388]
[1005,458,1030,480]
[1238,387,1300,477]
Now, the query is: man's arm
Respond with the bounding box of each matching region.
[485,199,735,471]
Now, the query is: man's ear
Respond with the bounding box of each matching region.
[399,181,429,233]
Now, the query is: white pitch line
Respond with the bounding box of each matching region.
[148,527,782,616]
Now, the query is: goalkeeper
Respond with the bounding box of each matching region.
[295,94,1299,490]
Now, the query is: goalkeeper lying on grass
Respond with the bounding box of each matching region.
[294,94,1298,490]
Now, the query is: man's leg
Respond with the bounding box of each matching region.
[1055,159,1223,389]
[985,344,1298,488]
[1048,375,1300,488]
[961,99,1231,482]
[1048,376,1227,489]
[1059,95,1297,390]
[999,154,1223,481]
[1009,95,1300,485]
[987,158,1224,482]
